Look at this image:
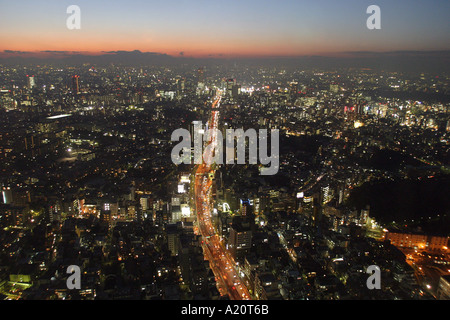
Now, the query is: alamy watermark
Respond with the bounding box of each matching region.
[366,5,381,30]
[66,265,81,289]
[66,5,81,30]
[66,5,379,31]
[366,265,381,289]
[171,122,279,176]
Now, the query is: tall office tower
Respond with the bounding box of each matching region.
[140,196,149,211]
[72,75,80,94]
[176,77,185,94]
[166,223,180,256]
[231,84,241,100]
[239,199,252,216]
[2,187,13,204]
[226,78,236,92]
[27,75,35,90]
[228,223,252,257]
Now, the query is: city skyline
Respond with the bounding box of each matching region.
[1,0,449,59]
[0,0,449,305]
[1,63,448,302]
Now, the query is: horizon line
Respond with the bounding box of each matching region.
[1,49,450,60]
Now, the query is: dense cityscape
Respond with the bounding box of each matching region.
[1,0,449,309]
[0,62,449,301]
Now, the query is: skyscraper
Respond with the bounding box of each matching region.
[2,187,13,204]
[176,77,185,95]
[26,75,35,90]
[72,75,80,94]
[226,78,235,91]
[231,84,241,100]
[228,223,252,257]
[228,215,253,257]
[289,81,298,96]
[226,79,236,97]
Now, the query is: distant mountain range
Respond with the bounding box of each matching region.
[0,49,449,73]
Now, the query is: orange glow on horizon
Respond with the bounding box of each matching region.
[0,31,359,59]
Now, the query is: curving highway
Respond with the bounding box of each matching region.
[193,93,252,300]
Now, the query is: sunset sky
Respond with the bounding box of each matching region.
[0,0,449,58]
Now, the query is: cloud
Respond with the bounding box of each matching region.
[40,50,76,55]
[3,50,32,54]
[102,50,163,55]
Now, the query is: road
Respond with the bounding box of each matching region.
[403,248,450,298]
[193,93,252,300]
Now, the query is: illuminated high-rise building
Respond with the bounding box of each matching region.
[226,78,236,97]
[231,84,241,99]
[2,187,13,204]
[176,77,185,94]
[140,196,149,211]
[289,81,298,96]
[228,223,252,257]
[72,75,80,94]
[166,223,180,256]
[228,215,254,257]
[27,75,35,90]
[226,78,235,91]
